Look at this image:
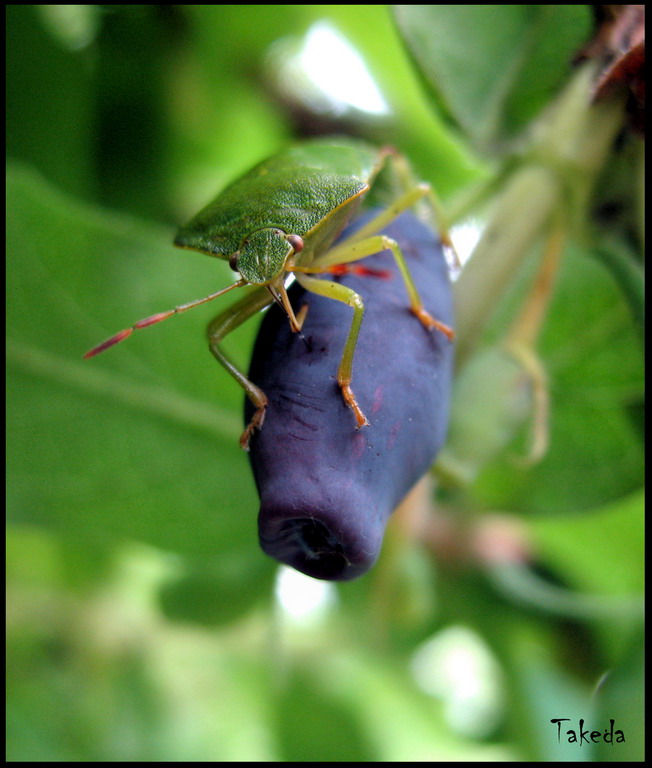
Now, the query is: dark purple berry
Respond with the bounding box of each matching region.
[246,211,454,580]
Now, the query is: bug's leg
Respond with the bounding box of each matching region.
[356,148,459,267]
[296,236,455,341]
[294,302,310,329]
[206,286,274,450]
[341,184,434,244]
[336,183,458,267]
[383,148,458,261]
[293,273,369,429]
[268,279,309,332]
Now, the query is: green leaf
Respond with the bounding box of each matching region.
[7,163,262,560]
[592,634,644,761]
[6,5,96,199]
[472,243,644,514]
[529,491,644,597]
[393,5,592,152]
[274,667,377,762]
[158,558,276,627]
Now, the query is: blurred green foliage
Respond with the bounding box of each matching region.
[7,4,643,761]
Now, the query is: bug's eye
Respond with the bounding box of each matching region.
[229,253,239,271]
[286,234,304,254]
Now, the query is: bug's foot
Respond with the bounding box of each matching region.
[240,405,267,451]
[340,383,370,429]
[411,306,455,342]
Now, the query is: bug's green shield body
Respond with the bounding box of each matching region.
[174,139,379,264]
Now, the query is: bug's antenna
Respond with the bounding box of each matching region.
[84,278,247,358]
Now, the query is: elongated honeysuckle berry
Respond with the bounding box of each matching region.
[246,210,454,580]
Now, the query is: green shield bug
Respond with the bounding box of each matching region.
[85,138,455,449]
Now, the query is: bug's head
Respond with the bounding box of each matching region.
[231,228,303,285]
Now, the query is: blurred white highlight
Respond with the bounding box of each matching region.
[411,625,503,737]
[299,22,389,116]
[269,21,390,118]
[274,565,337,625]
[450,219,483,269]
